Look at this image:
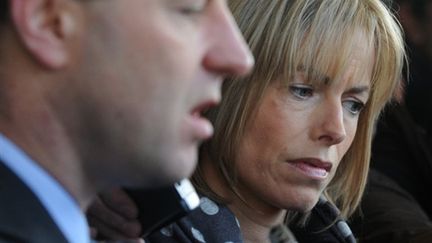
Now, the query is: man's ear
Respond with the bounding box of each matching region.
[10,0,80,69]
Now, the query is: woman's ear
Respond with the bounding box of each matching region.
[10,0,81,69]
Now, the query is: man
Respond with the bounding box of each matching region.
[0,0,253,242]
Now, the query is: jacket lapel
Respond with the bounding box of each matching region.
[0,161,68,243]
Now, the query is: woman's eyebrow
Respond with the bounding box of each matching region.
[345,85,370,96]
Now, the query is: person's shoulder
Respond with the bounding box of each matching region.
[0,162,68,243]
[0,230,28,243]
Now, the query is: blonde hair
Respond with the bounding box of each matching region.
[193,0,405,219]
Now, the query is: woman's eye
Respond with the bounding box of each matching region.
[289,85,314,100]
[343,100,365,116]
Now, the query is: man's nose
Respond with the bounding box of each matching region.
[202,2,254,76]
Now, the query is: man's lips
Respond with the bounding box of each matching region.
[287,158,333,179]
[187,100,218,140]
[190,100,218,117]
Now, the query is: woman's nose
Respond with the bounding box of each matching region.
[312,101,347,146]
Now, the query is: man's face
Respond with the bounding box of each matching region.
[59,0,253,187]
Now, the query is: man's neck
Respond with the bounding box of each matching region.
[0,27,97,210]
[0,88,95,210]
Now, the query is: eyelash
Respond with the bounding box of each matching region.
[343,100,365,116]
[289,85,314,100]
[180,7,203,15]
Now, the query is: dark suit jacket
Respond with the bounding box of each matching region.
[0,161,68,243]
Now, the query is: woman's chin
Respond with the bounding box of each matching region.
[284,194,320,212]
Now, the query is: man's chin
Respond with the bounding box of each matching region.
[127,146,199,187]
[174,145,199,171]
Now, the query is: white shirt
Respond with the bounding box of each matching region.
[0,133,90,243]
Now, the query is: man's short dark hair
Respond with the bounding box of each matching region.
[0,1,9,22]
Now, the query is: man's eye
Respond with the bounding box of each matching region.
[180,7,203,15]
[289,85,314,100]
[343,100,365,116]
[179,0,207,15]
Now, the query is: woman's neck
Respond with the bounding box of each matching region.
[227,194,286,243]
[200,157,286,243]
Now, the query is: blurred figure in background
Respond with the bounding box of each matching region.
[350,0,432,242]
[397,0,432,136]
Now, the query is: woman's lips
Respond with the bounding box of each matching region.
[287,158,332,180]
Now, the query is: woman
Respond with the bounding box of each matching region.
[89,0,405,242]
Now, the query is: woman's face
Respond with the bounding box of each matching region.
[234,42,373,213]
